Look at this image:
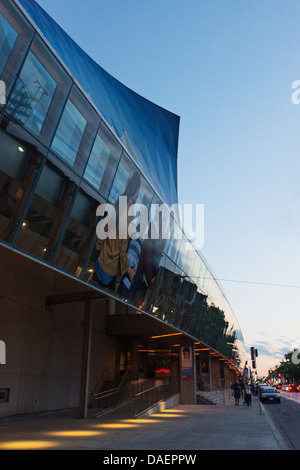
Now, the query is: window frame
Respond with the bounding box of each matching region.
[50,84,100,175]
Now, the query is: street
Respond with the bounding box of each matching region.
[264,391,300,450]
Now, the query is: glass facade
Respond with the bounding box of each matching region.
[0,0,246,369]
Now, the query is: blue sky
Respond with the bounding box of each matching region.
[34,0,300,376]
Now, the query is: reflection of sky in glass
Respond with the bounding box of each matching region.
[51,99,87,166]
[83,134,110,190]
[0,13,18,74]
[8,52,57,134]
[109,162,129,203]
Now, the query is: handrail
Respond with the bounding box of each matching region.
[93,365,133,416]
[134,380,179,418]
[91,367,109,394]
[118,365,131,391]
[93,387,119,400]
[135,385,158,398]
[198,382,225,405]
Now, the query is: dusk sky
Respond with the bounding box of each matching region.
[34,0,300,376]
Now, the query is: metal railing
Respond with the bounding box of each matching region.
[91,367,109,407]
[93,366,132,417]
[197,382,225,405]
[134,380,180,418]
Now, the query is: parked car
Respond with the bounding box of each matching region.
[259,386,281,403]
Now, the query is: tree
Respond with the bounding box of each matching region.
[277,350,300,382]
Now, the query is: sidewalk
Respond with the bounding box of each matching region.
[0,395,288,451]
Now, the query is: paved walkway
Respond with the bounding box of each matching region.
[0,395,288,452]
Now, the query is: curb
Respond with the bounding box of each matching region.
[260,402,291,450]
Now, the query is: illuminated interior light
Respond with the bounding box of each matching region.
[22,222,26,226]
[18,146,25,152]
[150,333,182,339]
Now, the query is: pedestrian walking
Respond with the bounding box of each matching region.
[245,383,252,406]
[233,382,241,406]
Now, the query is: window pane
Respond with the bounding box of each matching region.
[55,187,101,276]
[16,160,78,261]
[0,0,34,89]
[0,126,45,243]
[84,134,110,189]
[0,12,18,75]
[51,99,87,167]
[6,51,57,135]
[83,121,122,197]
[50,86,100,174]
[109,152,139,204]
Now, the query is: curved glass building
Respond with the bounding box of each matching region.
[0,0,246,417]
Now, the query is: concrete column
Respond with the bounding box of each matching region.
[108,299,115,315]
[78,301,92,419]
[180,344,196,404]
[211,357,220,389]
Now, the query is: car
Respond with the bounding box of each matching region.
[274,383,282,390]
[281,384,289,391]
[258,384,269,397]
[287,383,300,392]
[260,386,281,403]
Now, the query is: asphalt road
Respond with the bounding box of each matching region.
[264,391,300,450]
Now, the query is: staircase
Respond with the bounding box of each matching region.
[197,384,225,405]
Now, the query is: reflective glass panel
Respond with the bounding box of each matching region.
[0,12,18,76]
[50,86,99,174]
[16,160,78,261]
[83,121,122,198]
[84,134,110,189]
[51,99,86,167]
[0,0,34,90]
[7,50,57,135]
[55,186,101,277]
[108,151,139,204]
[0,125,45,242]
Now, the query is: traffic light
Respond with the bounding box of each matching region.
[250,347,256,369]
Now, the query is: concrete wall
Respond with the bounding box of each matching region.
[0,246,116,418]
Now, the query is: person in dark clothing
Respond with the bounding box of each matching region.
[233,382,241,406]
